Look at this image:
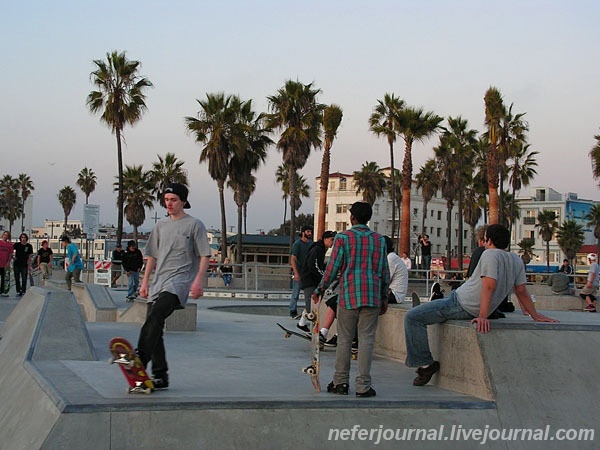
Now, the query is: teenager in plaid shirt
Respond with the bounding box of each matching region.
[313,201,389,397]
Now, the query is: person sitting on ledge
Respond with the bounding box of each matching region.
[404,224,559,387]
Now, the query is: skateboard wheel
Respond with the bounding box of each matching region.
[305,312,316,321]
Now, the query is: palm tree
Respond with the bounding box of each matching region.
[0,175,21,235]
[267,80,324,246]
[584,204,600,254]
[117,165,154,243]
[17,173,34,233]
[507,142,538,244]
[463,186,482,250]
[415,159,439,238]
[186,92,237,260]
[517,238,535,266]
[149,152,188,208]
[536,210,558,273]
[317,104,343,239]
[556,220,585,268]
[353,161,386,206]
[439,116,477,268]
[483,86,505,225]
[369,94,405,239]
[87,50,153,246]
[275,163,290,226]
[227,99,271,264]
[58,186,77,236]
[590,132,600,186]
[395,106,443,255]
[497,104,528,225]
[275,164,309,234]
[76,167,97,204]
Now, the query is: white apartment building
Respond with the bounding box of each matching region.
[512,187,599,269]
[313,170,473,259]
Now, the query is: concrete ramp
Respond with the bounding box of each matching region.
[0,288,97,449]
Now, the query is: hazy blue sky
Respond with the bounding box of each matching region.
[3,1,599,233]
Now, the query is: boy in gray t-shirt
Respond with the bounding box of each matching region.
[138,183,211,389]
[404,224,558,387]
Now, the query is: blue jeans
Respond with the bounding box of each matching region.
[127,271,140,297]
[290,280,301,313]
[404,291,473,367]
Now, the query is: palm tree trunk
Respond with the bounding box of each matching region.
[288,165,297,248]
[400,142,413,255]
[446,203,452,273]
[457,192,464,277]
[243,203,248,235]
[317,146,331,240]
[389,141,396,239]
[218,180,227,263]
[236,204,243,266]
[116,129,124,246]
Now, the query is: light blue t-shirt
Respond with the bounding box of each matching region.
[66,243,84,272]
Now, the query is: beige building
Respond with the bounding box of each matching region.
[313,170,473,260]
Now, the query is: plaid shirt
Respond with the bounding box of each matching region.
[314,224,390,310]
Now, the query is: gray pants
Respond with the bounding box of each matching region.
[334,306,380,394]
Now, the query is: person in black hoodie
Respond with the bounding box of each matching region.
[122,240,144,301]
[296,230,336,332]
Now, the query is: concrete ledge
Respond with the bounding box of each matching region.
[118,300,197,331]
[72,284,117,322]
[524,284,585,311]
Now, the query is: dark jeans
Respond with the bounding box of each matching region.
[137,292,181,379]
[13,264,28,293]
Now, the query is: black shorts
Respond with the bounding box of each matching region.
[325,294,338,315]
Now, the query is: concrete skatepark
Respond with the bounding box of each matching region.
[0,277,598,449]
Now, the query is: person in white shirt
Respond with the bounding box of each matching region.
[401,251,412,270]
[384,236,408,303]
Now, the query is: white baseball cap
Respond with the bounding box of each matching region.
[588,253,597,261]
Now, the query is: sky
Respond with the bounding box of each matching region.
[2,1,599,234]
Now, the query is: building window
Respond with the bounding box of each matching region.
[339,178,347,190]
[436,228,441,237]
[413,208,418,216]
[329,181,336,190]
[374,204,379,214]
[336,222,347,232]
[437,211,442,220]
[373,222,379,233]
[336,204,348,214]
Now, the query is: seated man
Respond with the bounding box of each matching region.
[404,224,558,387]
[547,273,573,295]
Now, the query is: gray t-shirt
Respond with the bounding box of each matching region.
[455,249,526,317]
[145,214,211,305]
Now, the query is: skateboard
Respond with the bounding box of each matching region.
[411,291,421,307]
[277,322,328,349]
[302,308,321,392]
[2,266,11,295]
[109,337,155,394]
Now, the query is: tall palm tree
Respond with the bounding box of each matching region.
[186,92,237,260]
[497,104,528,225]
[483,86,505,225]
[149,152,188,208]
[439,116,477,268]
[353,161,387,206]
[117,165,154,243]
[87,50,153,246]
[227,99,271,264]
[58,186,77,236]
[267,80,324,246]
[584,203,600,254]
[369,94,405,239]
[507,142,538,244]
[275,163,290,226]
[76,167,97,205]
[275,163,310,234]
[17,173,34,233]
[556,220,585,268]
[536,210,558,273]
[590,132,600,187]
[395,106,443,255]
[0,175,21,235]
[317,104,343,239]
[415,159,439,238]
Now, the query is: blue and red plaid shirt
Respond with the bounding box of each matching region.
[314,224,390,310]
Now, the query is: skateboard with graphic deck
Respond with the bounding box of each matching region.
[302,306,321,392]
[109,337,154,394]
